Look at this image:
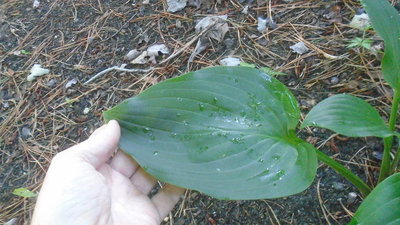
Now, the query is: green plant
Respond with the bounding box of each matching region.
[103,0,400,222]
[347,37,373,50]
[12,187,37,198]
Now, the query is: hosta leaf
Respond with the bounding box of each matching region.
[301,94,392,137]
[349,173,400,225]
[104,66,317,200]
[362,0,400,90]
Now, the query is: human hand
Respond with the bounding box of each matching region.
[31,120,184,225]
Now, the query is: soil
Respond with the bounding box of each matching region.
[0,0,396,224]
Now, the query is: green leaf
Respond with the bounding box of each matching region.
[260,66,287,76]
[301,94,393,137]
[349,173,400,225]
[362,0,400,90]
[20,50,31,55]
[12,187,37,198]
[347,37,373,50]
[104,66,317,200]
[239,62,256,68]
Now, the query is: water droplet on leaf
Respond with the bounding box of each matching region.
[231,137,244,144]
[276,170,286,180]
[198,103,205,111]
[213,97,218,103]
[272,155,280,160]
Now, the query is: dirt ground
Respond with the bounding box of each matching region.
[1,0,399,224]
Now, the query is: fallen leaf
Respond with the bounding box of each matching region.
[130,44,170,64]
[195,15,229,42]
[131,51,148,64]
[257,16,277,33]
[349,11,371,30]
[147,44,170,64]
[189,37,210,62]
[220,57,241,66]
[27,64,50,81]
[290,42,309,55]
[12,188,37,198]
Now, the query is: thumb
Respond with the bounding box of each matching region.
[67,120,121,168]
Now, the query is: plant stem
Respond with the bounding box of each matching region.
[379,139,392,182]
[390,144,400,172]
[388,90,400,131]
[316,150,371,197]
[379,90,400,182]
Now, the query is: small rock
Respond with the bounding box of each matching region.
[33,0,40,8]
[65,78,77,89]
[21,126,32,139]
[83,107,90,115]
[347,192,358,204]
[142,0,150,4]
[46,79,57,87]
[330,76,339,84]
[176,20,183,28]
[241,5,249,14]
[125,49,140,60]
[220,57,241,66]
[167,0,188,13]
[83,107,90,114]
[290,42,309,55]
[257,17,268,33]
[332,182,345,191]
[257,17,277,33]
